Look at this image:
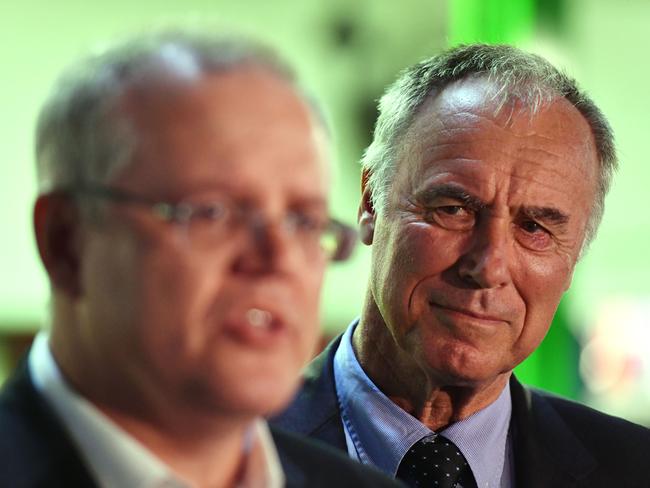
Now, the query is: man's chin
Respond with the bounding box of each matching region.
[420,350,508,389]
[250,374,303,416]
[424,360,513,393]
[190,374,301,420]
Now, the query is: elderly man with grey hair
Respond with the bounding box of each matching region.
[273,44,650,487]
[0,31,404,488]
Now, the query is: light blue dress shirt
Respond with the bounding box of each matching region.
[333,319,514,488]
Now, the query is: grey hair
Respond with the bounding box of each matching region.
[35,30,298,193]
[361,43,616,250]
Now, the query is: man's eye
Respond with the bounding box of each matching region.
[191,202,229,221]
[517,220,553,250]
[286,212,326,233]
[178,202,231,230]
[438,206,465,216]
[520,220,545,234]
[426,206,475,230]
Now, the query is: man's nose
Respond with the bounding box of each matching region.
[457,217,511,289]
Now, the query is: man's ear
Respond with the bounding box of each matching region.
[563,265,576,292]
[34,194,83,298]
[358,169,375,245]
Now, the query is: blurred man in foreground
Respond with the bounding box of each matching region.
[274,44,650,487]
[0,31,401,487]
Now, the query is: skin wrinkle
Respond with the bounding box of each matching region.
[418,136,573,175]
[367,60,614,227]
[418,142,593,195]
[409,172,579,231]
[413,185,571,239]
[419,135,567,155]
[355,76,597,430]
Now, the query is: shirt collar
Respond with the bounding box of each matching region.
[442,385,511,488]
[333,319,512,487]
[28,331,284,488]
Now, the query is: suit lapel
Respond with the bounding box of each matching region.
[0,359,97,487]
[510,376,596,487]
[275,339,603,487]
[271,336,348,451]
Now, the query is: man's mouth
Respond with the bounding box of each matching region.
[429,300,507,325]
[246,308,274,329]
[222,306,289,348]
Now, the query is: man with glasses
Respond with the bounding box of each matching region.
[0,31,400,487]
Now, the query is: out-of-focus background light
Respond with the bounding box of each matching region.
[1,0,649,425]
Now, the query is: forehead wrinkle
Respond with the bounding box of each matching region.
[425,127,593,185]
[511,150,595,185]
[415,115,536,159]
[416,132,500,163]
[492,161,581,199]
[414,135,590,198]
[400,91,597,208]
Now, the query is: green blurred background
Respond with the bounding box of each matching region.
[2,0,649,423]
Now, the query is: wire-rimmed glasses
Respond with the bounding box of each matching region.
[65,185,357,262]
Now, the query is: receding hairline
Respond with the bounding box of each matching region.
[34,31,328,193]
[397,74,600,181]
[405,73,597,137]
[109,62,303,126]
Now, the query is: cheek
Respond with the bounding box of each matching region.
[373,223,463,326]
[392,223,465,277]
[301,259,326,306]
[513,254,574,354]
[134,246,229,363]
[82,234,143,341]
[370,224,410,338]
[295,260,327,347]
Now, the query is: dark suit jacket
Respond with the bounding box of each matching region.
[272,336,650,488]
[0,359,403,488]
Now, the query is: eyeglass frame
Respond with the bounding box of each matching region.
[58,184,357,262]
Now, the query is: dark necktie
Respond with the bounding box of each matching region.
[396,434,478,488]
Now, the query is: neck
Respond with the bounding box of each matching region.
[107,409,254,488]
[354,295,510,431]
[49,312,262,488]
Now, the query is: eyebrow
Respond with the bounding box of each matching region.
[288,197,328,209]
[414,184,485,211]
[520,206,569,226]
[414,184,571,227]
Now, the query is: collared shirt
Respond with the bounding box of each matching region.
[28,331,284,488]
[333,320,513,488]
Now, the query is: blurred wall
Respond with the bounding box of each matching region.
[561,0,650,424]
[1,0,649,423]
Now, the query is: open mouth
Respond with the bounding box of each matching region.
[246,308,274,329]
[223,306,289,348]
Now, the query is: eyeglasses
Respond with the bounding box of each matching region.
[65,185,357,262]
